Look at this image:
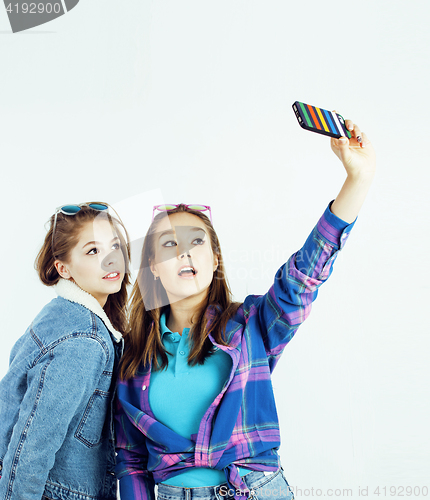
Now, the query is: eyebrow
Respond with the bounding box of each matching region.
[158,227,206,240]
[82,236,120,248]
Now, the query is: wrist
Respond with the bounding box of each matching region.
[345,170,375,186]
[331,173,374,223]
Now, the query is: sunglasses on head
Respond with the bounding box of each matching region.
[56,202,109,215]
[152,204,212,223]
[51,202,115,258]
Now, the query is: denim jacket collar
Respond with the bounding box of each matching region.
[54,278,122,342]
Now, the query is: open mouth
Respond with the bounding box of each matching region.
[103,272,120,280]
[178,266,197,277]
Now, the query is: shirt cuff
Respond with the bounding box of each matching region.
[316,200,357,249]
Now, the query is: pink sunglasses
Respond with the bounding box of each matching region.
[152,204,212,223]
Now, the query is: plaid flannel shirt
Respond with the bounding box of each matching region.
[114,202,355,500]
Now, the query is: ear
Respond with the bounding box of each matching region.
[213,254,219,272]
[149,260,159,280]
[54,260,72,280]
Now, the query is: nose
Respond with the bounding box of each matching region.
[176,241,191,259]
[101,249,119,269]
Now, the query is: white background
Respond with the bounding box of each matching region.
[1,0,429,498]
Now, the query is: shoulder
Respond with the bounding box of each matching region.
[236,294,262,319]
[6,301,110,379]
[32,297,112,349]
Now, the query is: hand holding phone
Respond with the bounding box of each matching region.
[292,101,352,139]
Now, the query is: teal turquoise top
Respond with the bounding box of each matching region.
[148,311,238,487]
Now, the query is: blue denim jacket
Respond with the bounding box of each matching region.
[0,279,123,500]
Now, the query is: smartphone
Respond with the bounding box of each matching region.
[292,101,352,139]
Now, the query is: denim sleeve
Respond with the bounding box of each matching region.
[114,394,156,500]
[0,337,107,500]
[247,201,356,370]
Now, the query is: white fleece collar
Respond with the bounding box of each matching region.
[54,278,122,342]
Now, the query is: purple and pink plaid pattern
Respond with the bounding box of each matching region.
[114,201,355,500]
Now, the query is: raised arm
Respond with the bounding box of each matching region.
[330,119,376,223]
[248,118,375,367]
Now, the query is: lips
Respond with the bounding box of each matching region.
[102,272,121,281]
[177,265,197,277]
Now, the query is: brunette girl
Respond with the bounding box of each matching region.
[115,120,376,500]
[0,203,130,500]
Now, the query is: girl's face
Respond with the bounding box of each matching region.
[150,212,218,306]
[55,219,125,307]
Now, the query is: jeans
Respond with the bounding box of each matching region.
[157,469,294,500]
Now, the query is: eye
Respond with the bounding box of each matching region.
[112,243,120,250]
[163,240,177,248]
[87,247,99,255]
[192,238,205,245]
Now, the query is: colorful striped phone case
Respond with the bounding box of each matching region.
[292,101,352,139]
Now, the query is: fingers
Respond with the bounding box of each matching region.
[344,119,364,147]
[331,113,370,152]
[360,131,371,148]
[332,111,364,146]
[330,134,352,166]
[331,135,349,149]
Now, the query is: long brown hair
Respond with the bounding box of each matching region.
[34,204,131,334]
[120,204,240,380]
